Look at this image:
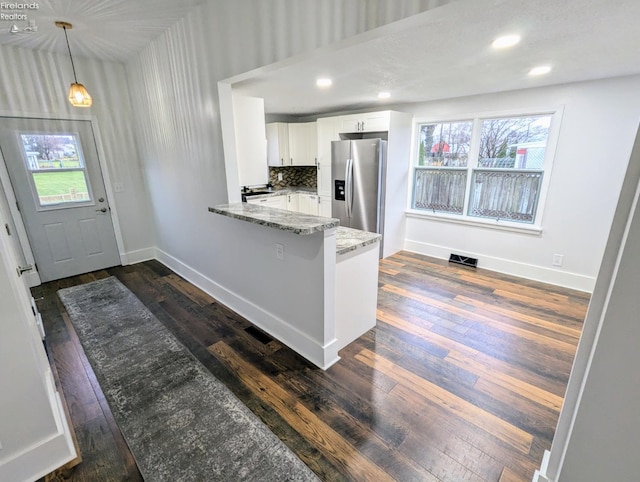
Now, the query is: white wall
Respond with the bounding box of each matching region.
[124,0,446,301]
[0,199,75,481]
[532,126,640,481]
[0,44,154,262]
[401,75,640,291]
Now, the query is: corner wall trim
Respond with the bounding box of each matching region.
[121,247,157,266]
[404,239,595,293]
[154,248,339,369]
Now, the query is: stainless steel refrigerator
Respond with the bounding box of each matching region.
[331,139,386,253]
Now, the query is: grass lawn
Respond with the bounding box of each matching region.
[33,171,89,196]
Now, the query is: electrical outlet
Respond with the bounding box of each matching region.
[552,254,564,267]
[277,172,283,181]
[113,182,125,193]
[276,243,284,260]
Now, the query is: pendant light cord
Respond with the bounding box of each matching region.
[62,26,78,83]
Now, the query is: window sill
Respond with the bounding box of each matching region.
[405,210,543,236]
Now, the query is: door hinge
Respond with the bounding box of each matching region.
[4,223,10,235]
[15,201,20,212]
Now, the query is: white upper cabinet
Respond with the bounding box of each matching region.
[266,122,290,167]
[289,122,317,166]
[233,93,268,186]
[339,111,390,133]
[316,117,339,197]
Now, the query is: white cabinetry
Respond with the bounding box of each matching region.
[298,193,319,215]
[266,122,289,167]
[316,117,339,197]
[286,192,299,212]
[319,195,331,217]
[233,93,268,186]
[339,111,390,133]
[247,195,286,210]
[267,122,317,166]
[289,122,317,166]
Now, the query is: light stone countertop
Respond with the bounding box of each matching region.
[335,226,381,256]
[209,204,381,255]
[209,203,339,235]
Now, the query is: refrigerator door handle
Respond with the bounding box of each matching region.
[345,158,353,219]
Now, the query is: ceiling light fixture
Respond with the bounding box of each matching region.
[378,92,391,99]
[492,34,521,49]
[56,21,92,107]
[316,78,332,88]
[529,65,552,76]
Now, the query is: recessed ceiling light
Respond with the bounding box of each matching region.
[492,34,521,49]
[378,92,391,99]
[529,65,552,76]
[316,78,332,88]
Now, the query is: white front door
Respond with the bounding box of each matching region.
[0,117,120,282]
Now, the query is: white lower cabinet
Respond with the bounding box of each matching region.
[299,194,319,215]
[286,192,299,212]
[247,192,321,215]
[319,195,331,217]
[247,196,287,209]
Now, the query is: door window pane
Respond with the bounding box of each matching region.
[478,116,551,168]
[20,133,92,207]
[32,171,91,205]
[417,121,472,167]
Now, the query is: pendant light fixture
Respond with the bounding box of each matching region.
[55,21,92,107]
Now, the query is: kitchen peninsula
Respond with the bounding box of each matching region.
[208,202,380,369]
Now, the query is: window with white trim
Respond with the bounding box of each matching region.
[412,114,555,225]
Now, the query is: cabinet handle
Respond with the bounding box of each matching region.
[361,120,365,131]
[280,158,284,165]
[290,158,293,165]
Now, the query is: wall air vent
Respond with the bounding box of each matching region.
[448,253,478,268]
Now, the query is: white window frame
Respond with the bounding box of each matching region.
[407,106,564,235]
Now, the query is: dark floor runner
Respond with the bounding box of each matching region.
[58,276,318,482]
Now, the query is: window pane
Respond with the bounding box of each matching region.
[469,170,542,223]
[21,134,83,170]
[478,116,551,169]
[32,171,91,206]
[413,168,467,214]
[417,121,472,167]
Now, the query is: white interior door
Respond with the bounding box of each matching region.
[0,117,120,282]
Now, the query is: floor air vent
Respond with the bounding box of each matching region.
[245,325,273,344]
[449,253,478,268]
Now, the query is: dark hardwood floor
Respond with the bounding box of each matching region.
[34,251,589,481]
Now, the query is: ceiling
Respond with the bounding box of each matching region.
[1,0,639,116]
[232,0,640,116]
[0,0,205,62]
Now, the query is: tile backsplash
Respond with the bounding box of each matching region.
[269,166,317,189]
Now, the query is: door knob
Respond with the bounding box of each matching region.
[96,207,107,213]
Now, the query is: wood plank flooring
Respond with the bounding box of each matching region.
[34,251,588,481]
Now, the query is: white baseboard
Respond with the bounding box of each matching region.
[154,248,339,370]
[121,247,157,265]
[532,450,553,482]
[404,239,595,293]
